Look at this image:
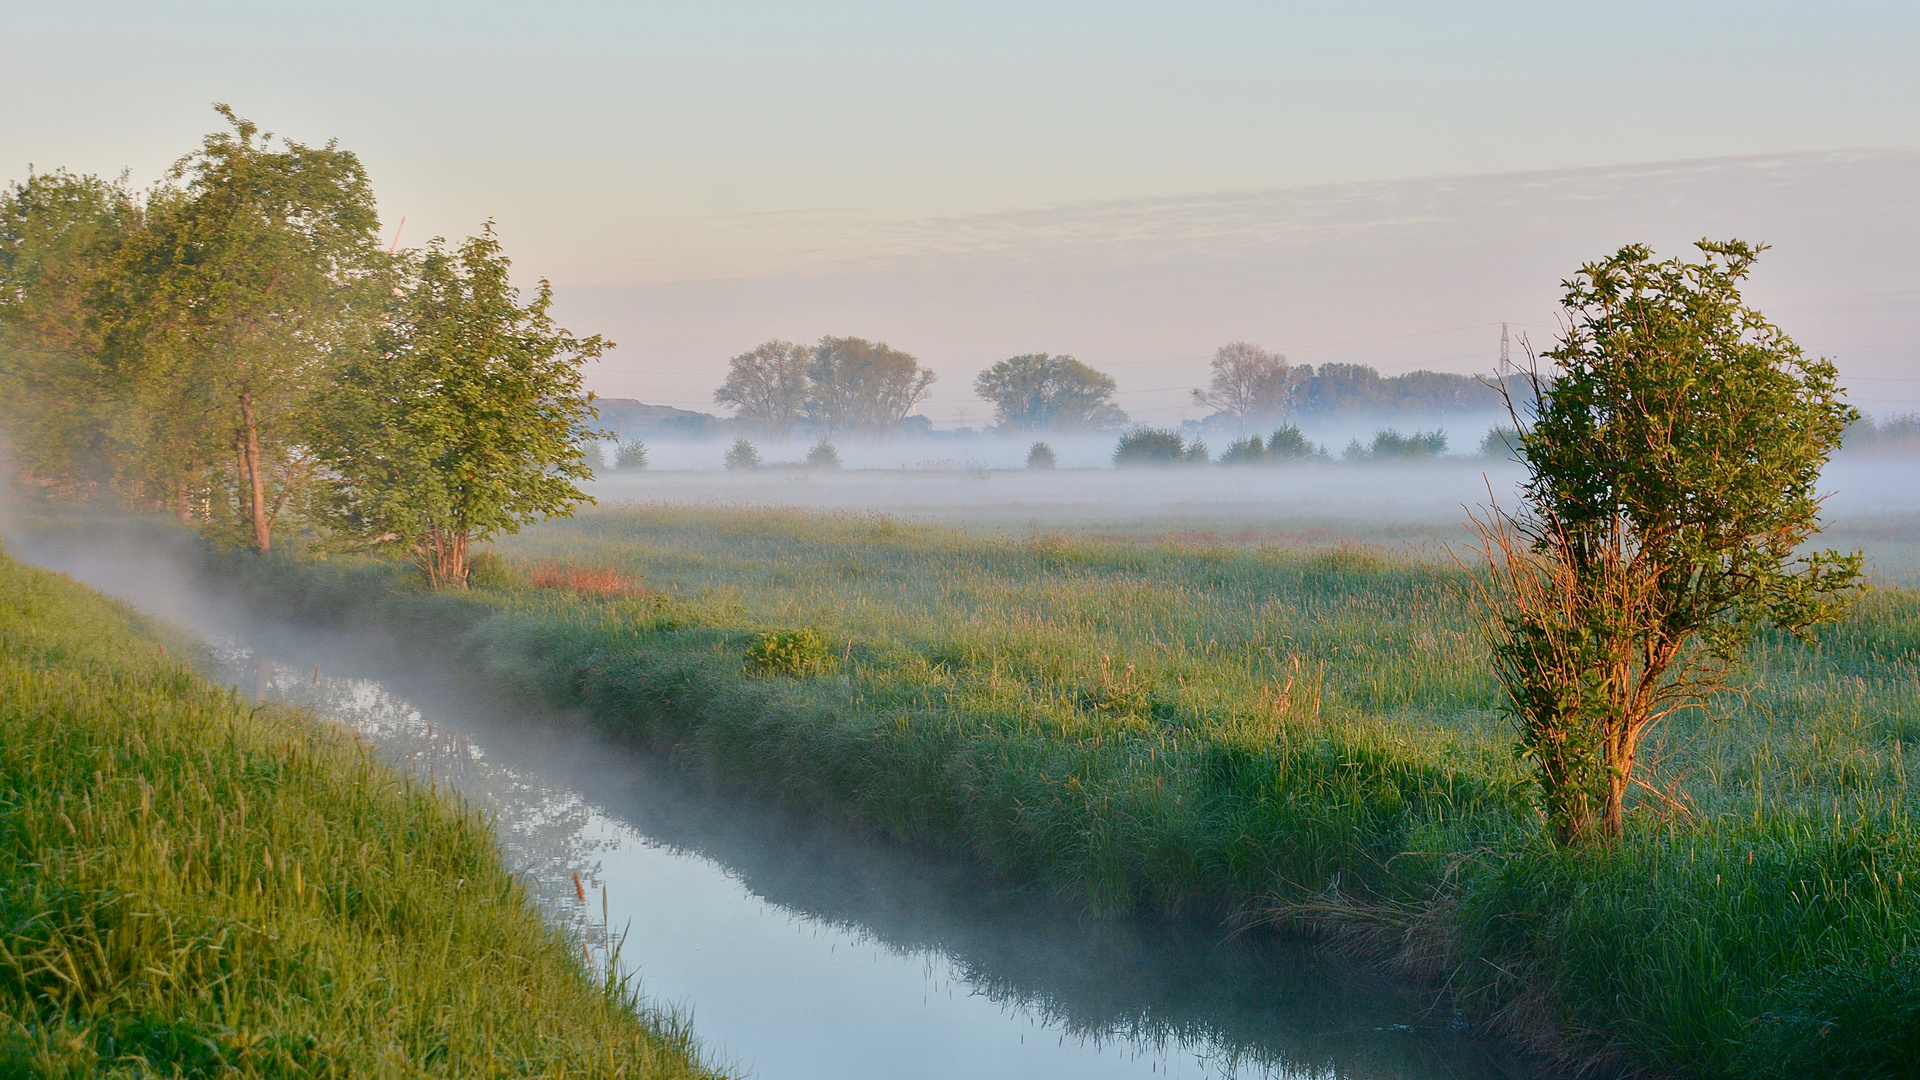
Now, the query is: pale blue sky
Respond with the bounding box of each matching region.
[6,2,1917,419]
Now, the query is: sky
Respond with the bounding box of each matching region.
[7,2,1918,423]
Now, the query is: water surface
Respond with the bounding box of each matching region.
[19,538,1519,1080]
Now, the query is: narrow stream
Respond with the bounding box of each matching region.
[19,539,1518,1080]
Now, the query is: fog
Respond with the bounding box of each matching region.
[598,411,1520,472]
[0,517,1517,1080]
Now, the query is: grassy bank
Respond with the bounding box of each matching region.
[28,505,1920,1077]
[0,542,722,1078]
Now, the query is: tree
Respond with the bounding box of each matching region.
[314,226,607,589]
[724,437,761,470]
[1113,428,1192,466]
[1266,425,1318,460]
[614,439,648,469]
[805,440,841,469]
[1025,442,1056,469]
[1192,342,1295,431]
[0,170,139,500]
[973,353,1127,431]
[714,340,811,437]
[1219,435,1266,464]
[805,336,935,436]
[1468,240,1862,844]
[123,106,386,555]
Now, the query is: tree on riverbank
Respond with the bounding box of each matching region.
[0,108,387,555]
[124,107,386,555]
[0,170,139,498]
[1470,240,1862,844]
[314,226,606,589]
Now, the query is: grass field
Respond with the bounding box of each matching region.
[0,541,722,1078]
[17,502,1920,1077]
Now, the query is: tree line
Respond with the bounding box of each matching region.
[712,338,1521,438]
[0,108,603,586]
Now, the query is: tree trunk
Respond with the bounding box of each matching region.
[173,473,190,524]
[239,391,271,556]
[419,527,471,590]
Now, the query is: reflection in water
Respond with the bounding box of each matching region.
[216,636,1513,1080]
[6,527,1511,1079]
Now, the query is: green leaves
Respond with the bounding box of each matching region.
[1484,239,1864,843]
[313,224,607,588]
[975,353,1128,431]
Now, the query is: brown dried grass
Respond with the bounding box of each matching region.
[527,561,651,599]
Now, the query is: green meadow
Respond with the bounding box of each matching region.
[0,542,721,1078]
[132,500,1910,1078]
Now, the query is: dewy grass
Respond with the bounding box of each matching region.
[26,504,1920,1077]
[0,542,723,1078]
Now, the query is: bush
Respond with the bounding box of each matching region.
[744,628,834,677]
[1113,428,1189,466]
[805,441,842,469]
[1026,442,1057,469]
[614,439,649,469]
[724,437,761,470]
[1478,426,1520,460]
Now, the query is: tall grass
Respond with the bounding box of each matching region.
[26,505,1920,1076]
[0,542,722,1078]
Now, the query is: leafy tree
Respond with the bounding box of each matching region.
[1469,240,1862,844]
[1113,428,1192,466]
[714,340,812,437]
[974,353,1127,431]
[0,170,139,500]
[1025,442,1056,468]
[123,106,386,555]
[614,439,648,469]
[314,226,606,589]
[805,336,935,435]
[724,437,761,470]
[805,440,841,469]
[1192,342,1296,431]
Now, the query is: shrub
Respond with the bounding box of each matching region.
[744,628,834,677]
[805,441,842,469]
[614,438,649,469]
[1478,426,1520,460]
[724,437,761,470]
[1026,442,1057,469]
[1113,428,1189,466]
